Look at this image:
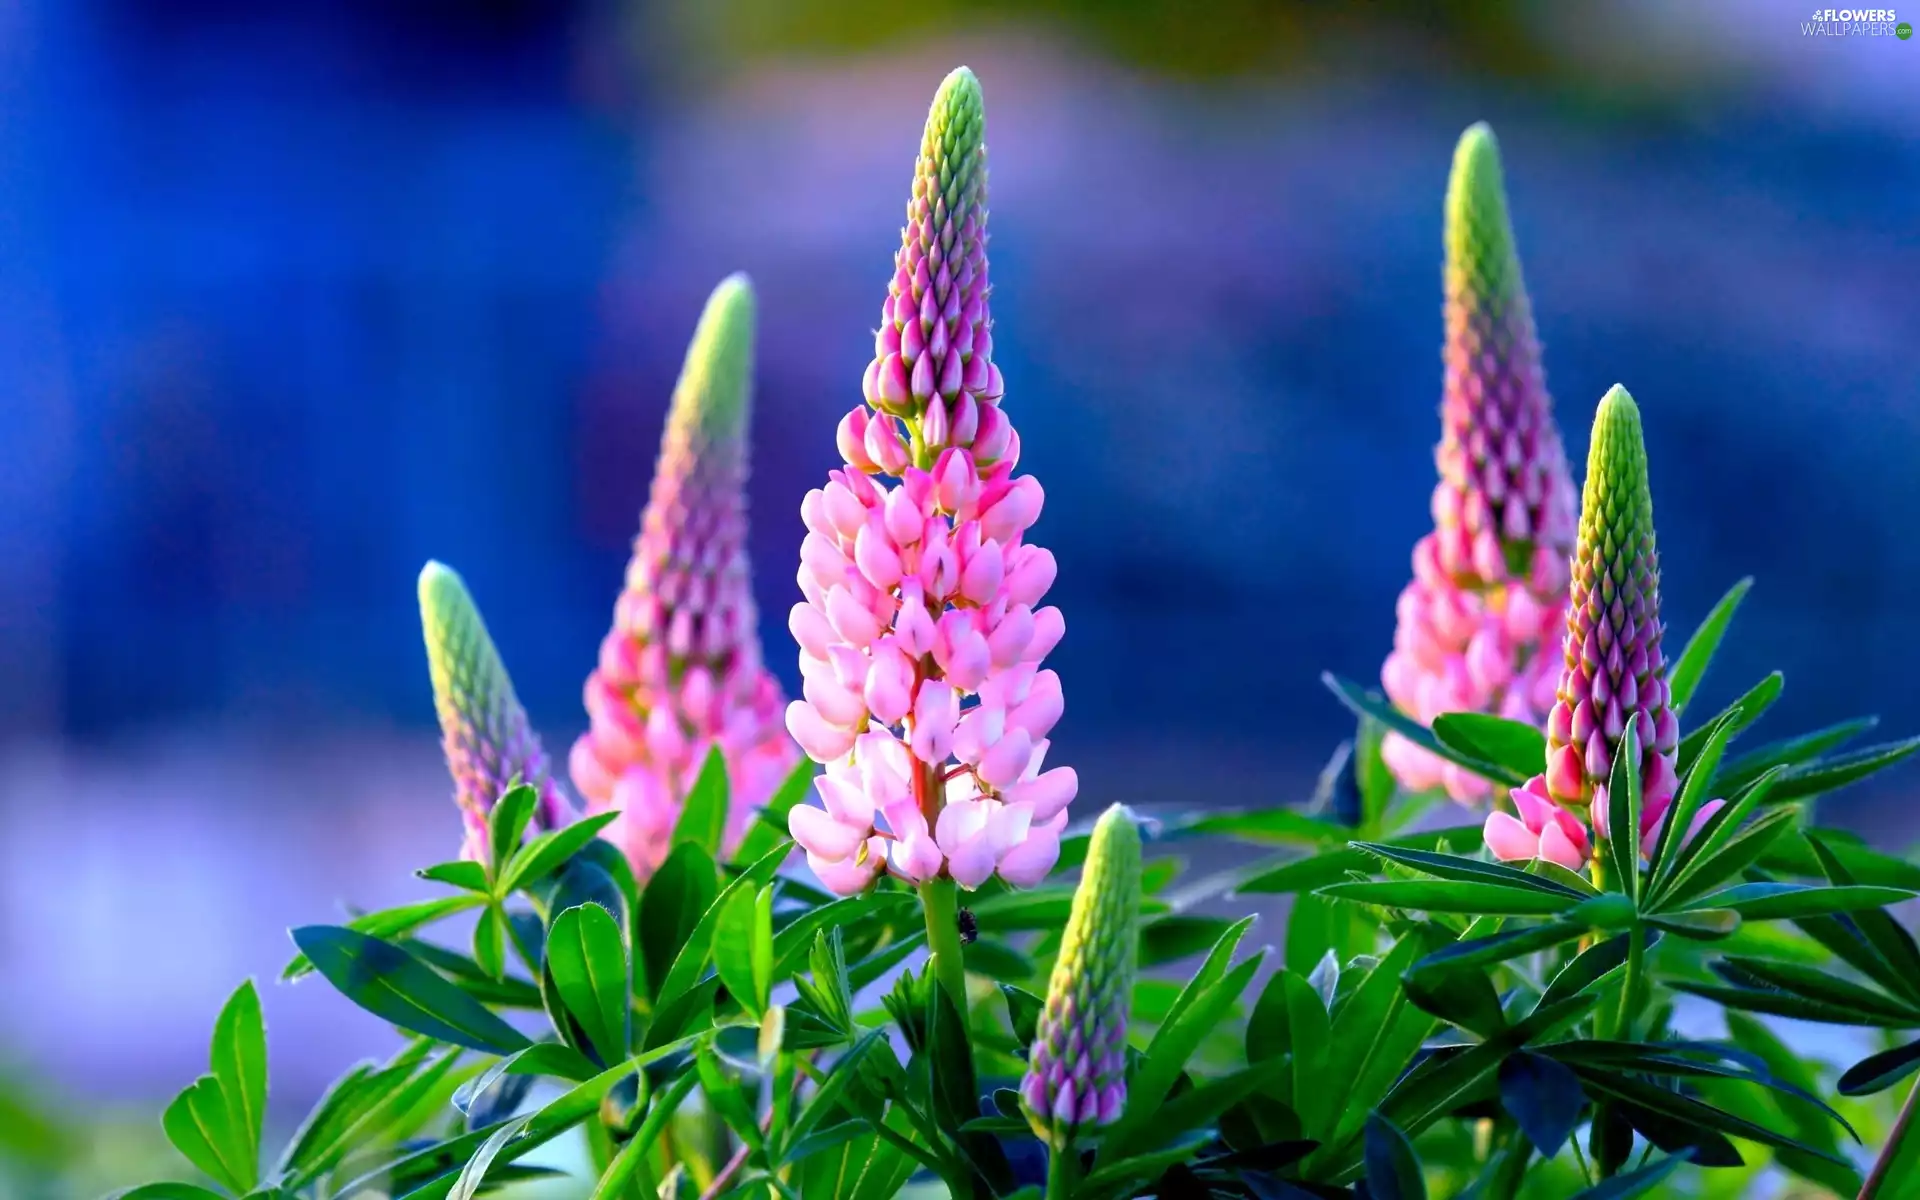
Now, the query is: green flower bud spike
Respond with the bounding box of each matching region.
[1021,805,1141,1150]
[419,561,567,861]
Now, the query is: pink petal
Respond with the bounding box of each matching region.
[1483,811,1541,863]
[1539,820,1588,871]
[786,699,857,763]
[1509,774,1556,835]
[789,804,869,860]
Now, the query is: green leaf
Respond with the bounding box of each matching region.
[334,1058,641,1199]
[497,811,621,896]
[1572,1067,1845,1164]
[1714,716,1878,795]
[785,1032,881,1151]
[163,1076,248,1193]
[697,1044,763,1150]
[1235,826,1485,895]
[1643,909,1741,940]
[734,754,815,866]
[472,905,506,982]
[673,743,731,857]
[1668,577,1751,713]
[1839,1038,1920,1096]
[1353,842,1586,898]
[1650,713,1738,890]
[109,1187,230,1200]
[1650,807,1797,911]
[1322,930,1444,1146]
[1680,882,1916,921]
[1321,673,1527,786]
[282,895,486,980]
[1403,966,1505,1038]
[1410,921,1584,985]
[447,1116,528,1200]
[290,925,533,1055]
[419,861,491,892]
[1140,914,1241,969]
[209,979,267,1188]
[545,903,632,1066]
[1800,833,1920,1003]
[1319,880,1579,917]
[1769,736,1920,803]
[636,841,719,1001]
[1363,1113,1426,1200]
[1498,1052,1582,1158]
[1537,933,1632,1010]
[487,784,539,875]
[1677,672,1783,777]
[1566,1151,1693,1198]
[589,1073,698,1199]
[1604,721,1642,903]
[1712,957,1919,1025]
[1168,807,1348,847]
[715,883,776,1018]
[1430,712,1547,781]
[771,892,916,982]
[654,843,788,1016]
[1100,922,1261,1165]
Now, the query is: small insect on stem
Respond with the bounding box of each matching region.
[957,908,978,944]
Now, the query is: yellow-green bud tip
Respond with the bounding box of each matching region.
[672,273,757,441]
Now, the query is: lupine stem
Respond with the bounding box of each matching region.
[1045,1137,1076,1200]
[919,876,969,1013]
[1861,1072,1920,1199]
[1613,923,1647,1042]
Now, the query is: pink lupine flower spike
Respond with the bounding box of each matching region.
[785,66,1076,925]
[569,274,799,882]
[1381,123,1578,807]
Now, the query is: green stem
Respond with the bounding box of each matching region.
[918,876,969,1015]
[1612,922,1647,1042]
[1046,1137,1076,1200]
[1861,1071,1920,1199]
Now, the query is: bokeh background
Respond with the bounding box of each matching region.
[2,0,1917,1186]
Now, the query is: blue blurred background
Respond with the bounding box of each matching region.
[2,0,1916,1153]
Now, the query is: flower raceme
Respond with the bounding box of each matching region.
[568,275,798,881]
[1543,385,1679,821]
[1381,123,1578,806]
[418,561,570,861]
[1021,804,1141,1143]
[1485,386,1724,871]
[785,67,1075,896]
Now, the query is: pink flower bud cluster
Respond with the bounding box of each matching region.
[1379,123,1576,806]
[568,276,798,881]
[785,67,1076,896]
[1486,773,1724,870]
[784,450,1073,894]
[1382,545,1568,805]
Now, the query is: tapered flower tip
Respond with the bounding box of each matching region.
[1445,122,1523,310]
[671,272,756,444]
[1084,803,1143,878]
[419,560,500,707]
[1583,384,1651,529]
[916,66,987,230]
[418,560,562,857]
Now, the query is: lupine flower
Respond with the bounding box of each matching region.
[418,561,569,861]
[1543,384,1680,840]
[1381,122,1578,806]
[1483,775,1589,871]
[1021,804,1140,1142]
[784,66,1074,896]
[569,274,798,881]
